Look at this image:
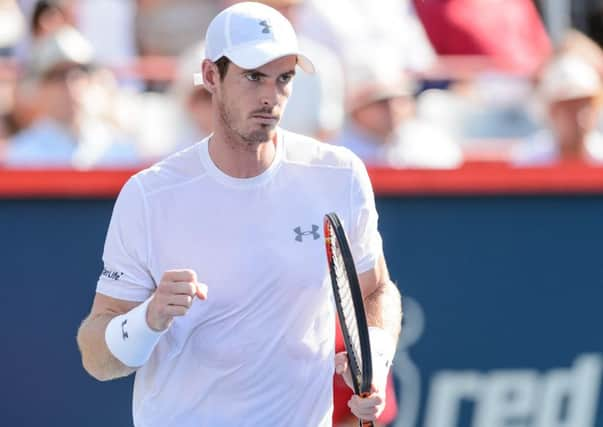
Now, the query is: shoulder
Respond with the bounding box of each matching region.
[132,139,207,197]
[281,129,363,172]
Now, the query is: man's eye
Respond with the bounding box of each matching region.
[246,73,261,82]
[279,74,293,83]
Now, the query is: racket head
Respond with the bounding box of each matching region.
[324,212,372,396]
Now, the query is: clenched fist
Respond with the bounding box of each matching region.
[146,269,208,332]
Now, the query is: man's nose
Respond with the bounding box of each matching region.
[259,84,279,107]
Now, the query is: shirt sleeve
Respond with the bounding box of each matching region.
[96,176,155,301]
[348,155,383,274]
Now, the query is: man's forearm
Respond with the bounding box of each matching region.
[364,280,403,343]
[76,314,136,381]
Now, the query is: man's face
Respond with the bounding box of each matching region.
[38,64,89,126]
[549,96,600,145]
[213,56,296,145]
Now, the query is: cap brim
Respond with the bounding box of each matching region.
[543,88,601,103]
[225,42,315,73]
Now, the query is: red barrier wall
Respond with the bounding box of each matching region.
[1,163,603,198]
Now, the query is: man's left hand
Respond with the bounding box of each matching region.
[334,351,386,422]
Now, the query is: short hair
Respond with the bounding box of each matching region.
[214,56,231,81]
[31,1,65,36]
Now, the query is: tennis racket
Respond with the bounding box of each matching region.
[324,212,374,427]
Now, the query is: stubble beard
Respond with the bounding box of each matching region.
[218,100,276,150]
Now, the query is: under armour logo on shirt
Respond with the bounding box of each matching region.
[259,20,272,34]
[294,225,320,242]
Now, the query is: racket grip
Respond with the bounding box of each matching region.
[358,392,375,427]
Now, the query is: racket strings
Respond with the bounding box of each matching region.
[330,230,363,373]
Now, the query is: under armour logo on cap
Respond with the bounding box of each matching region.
[294,225,320,242]
[259,19,272,34]
[203,2,315,73]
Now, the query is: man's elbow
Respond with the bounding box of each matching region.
[76,323,114,382]
[81,355,113,382]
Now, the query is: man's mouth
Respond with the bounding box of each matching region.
[251,115,279,123]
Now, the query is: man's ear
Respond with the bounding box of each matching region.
[201,59,219,95]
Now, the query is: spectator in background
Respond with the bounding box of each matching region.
[5,26,141,168]
[333,53,462,168]
[558,29,603,78]
[511,54,603,166]
[20,0,140,88]
[297,0,436,73]
[0,66,17,161]
[76,0,137,68]
[29,0,75,39]
[0,0,25,56]
[0,0,24,160]
[135,0,219,57]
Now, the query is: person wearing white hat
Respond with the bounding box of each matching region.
[5,26,141,169]
[77,3,402,427]
[512,54,603,166]
[333,50,462,169]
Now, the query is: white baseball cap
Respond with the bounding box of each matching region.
[539,54,602,103]
[194,1,314,85]
[28,26,94,80]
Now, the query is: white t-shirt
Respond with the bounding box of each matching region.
[96,129,383,427]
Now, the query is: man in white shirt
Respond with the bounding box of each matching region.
[76,3,402,426]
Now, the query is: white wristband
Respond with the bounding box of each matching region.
[369,327,396,384]
[105,297,164,368]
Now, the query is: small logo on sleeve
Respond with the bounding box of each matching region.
[101,268,124,281]
[121,319,128,340]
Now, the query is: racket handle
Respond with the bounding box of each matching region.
[358,392,375,427]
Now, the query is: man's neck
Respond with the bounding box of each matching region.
[208,127,277,178]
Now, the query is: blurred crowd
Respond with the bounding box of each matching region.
[1,0,603,170]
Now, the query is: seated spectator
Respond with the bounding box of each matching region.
[558,29,603,78]
[135,0,219,57]
[511,54,603,166]
[332,55,462,168]
[5,26,141,169]
[0,66,16,162]
[29,0,76,40]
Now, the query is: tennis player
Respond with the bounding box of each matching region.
[76,3,402,426]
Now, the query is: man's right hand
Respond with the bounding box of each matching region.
[146,269,208,332]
